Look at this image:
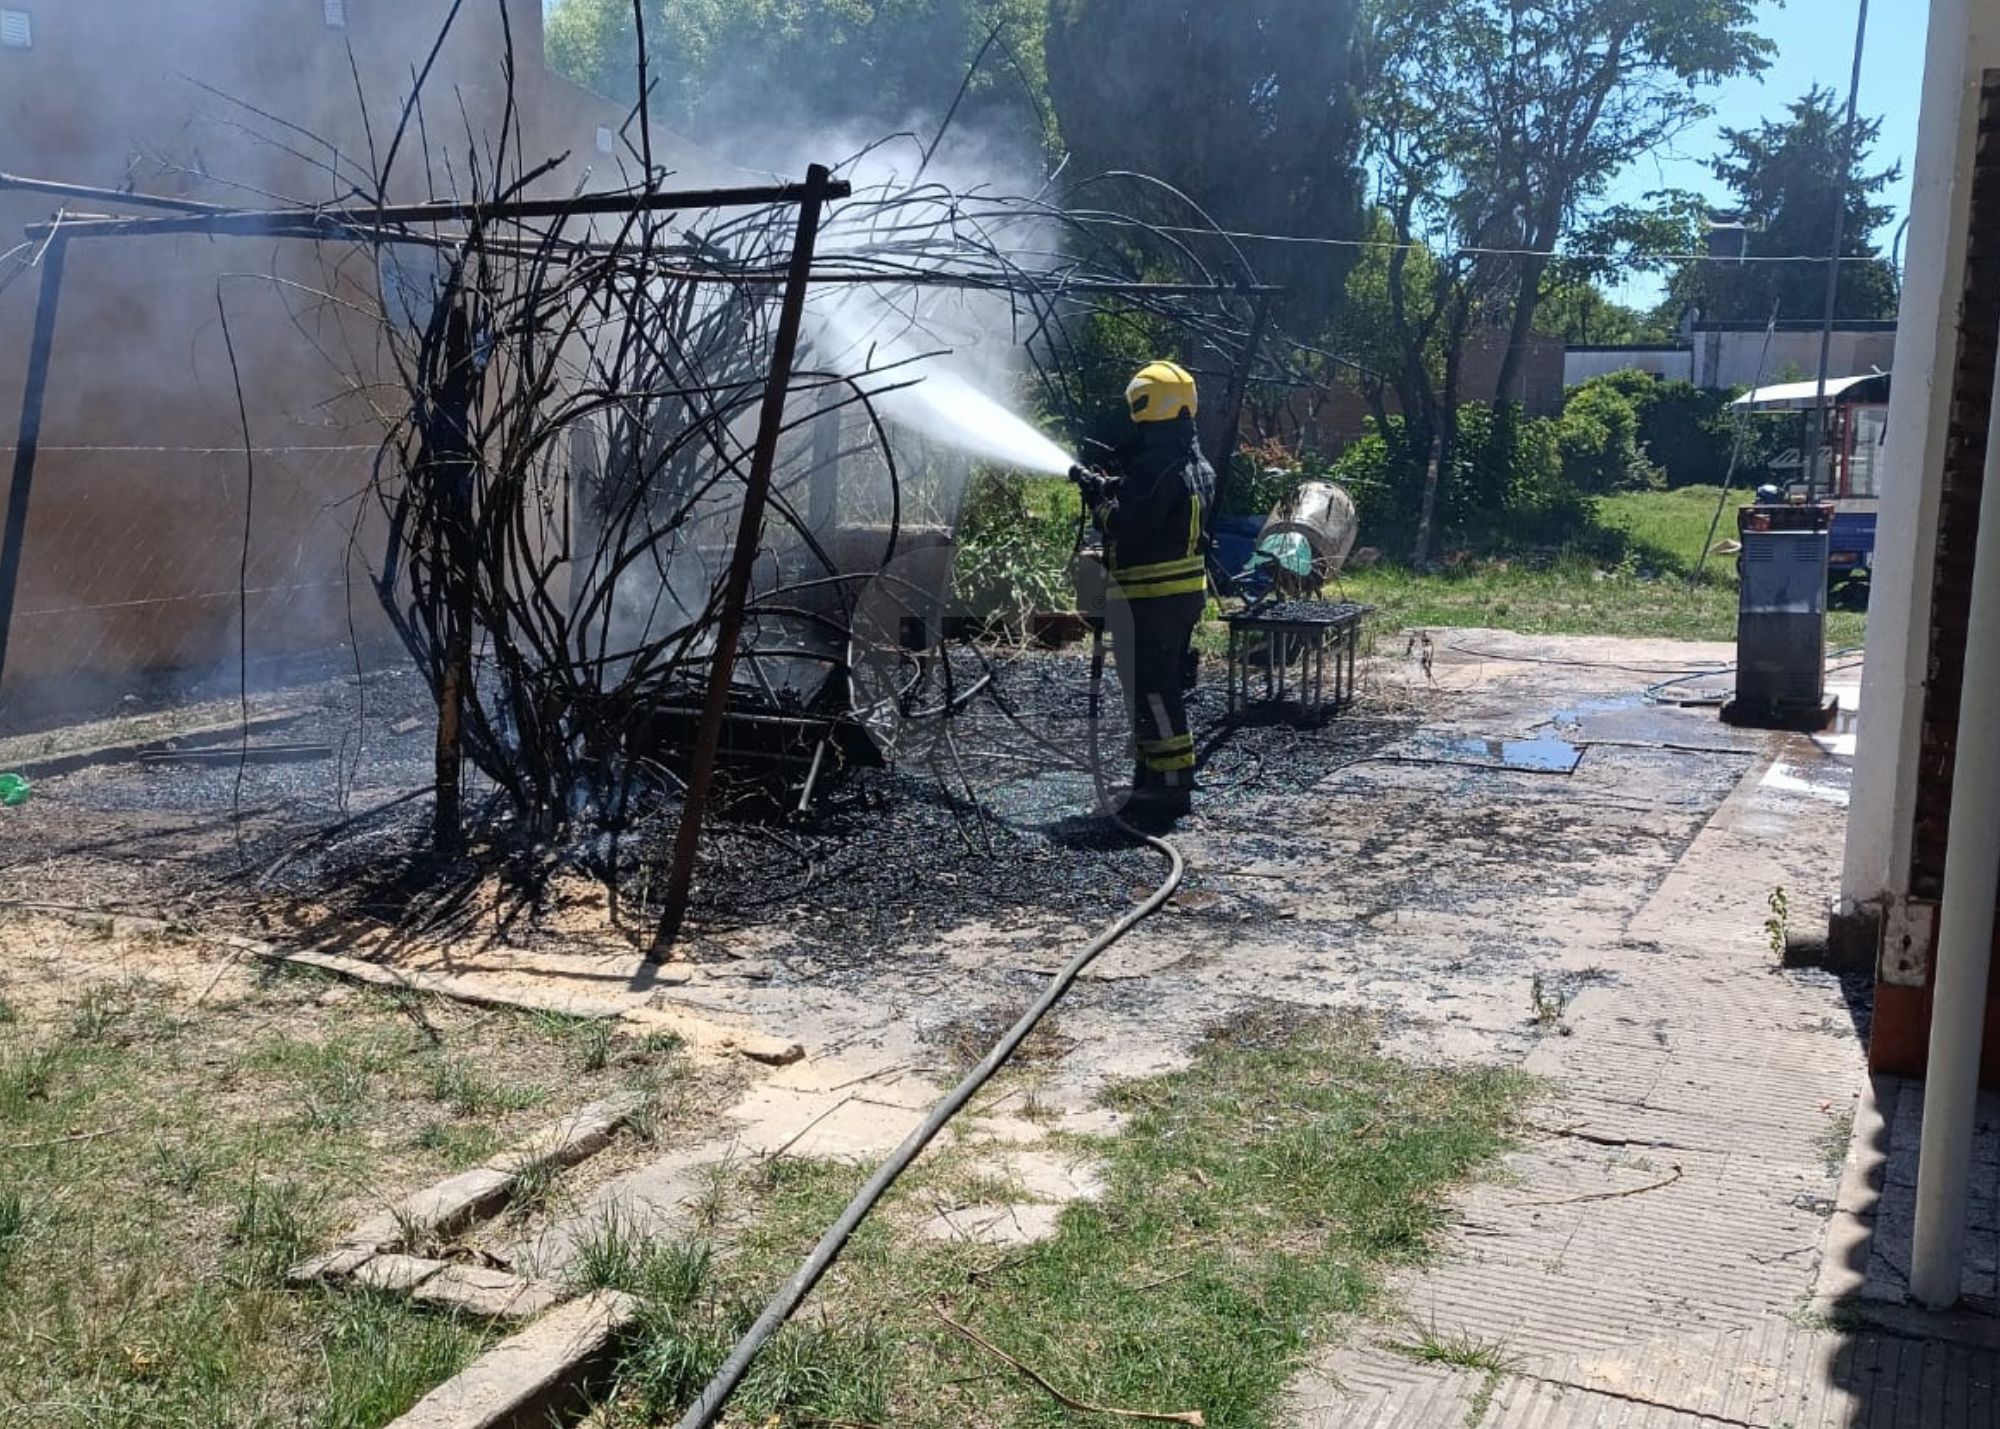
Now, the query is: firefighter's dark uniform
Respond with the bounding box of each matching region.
[1097,415,1215,816]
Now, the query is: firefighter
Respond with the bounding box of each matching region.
[1072,360,1216,825]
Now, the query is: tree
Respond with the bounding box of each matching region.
[545,0,1052,161]
[1369,0,1770,405]
[1043,0,1369,335]
[1670,86,1902,323]
[1535,279,1672,346]
[1345,0,1766,561]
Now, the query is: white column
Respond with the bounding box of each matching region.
[1841,0,2000,916]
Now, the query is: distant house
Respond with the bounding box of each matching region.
[1561,319,1899,393]
[0,0,700,706]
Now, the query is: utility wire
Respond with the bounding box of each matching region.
[1147,223,1897,267]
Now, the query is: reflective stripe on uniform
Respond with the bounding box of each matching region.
[1111,555,1206,601]
[1138,732,1195,772]
[1112,555,1205,583]
[1115,574,1207,600]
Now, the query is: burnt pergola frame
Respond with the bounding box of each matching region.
[0,168,851,949]
[0,161,1291,952]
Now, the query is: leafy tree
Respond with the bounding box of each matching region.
[1365,0,1768,405]
[1329,404,1583,553]
[1348,0,1765,561]
[1043,0,1369,334]
[1535,280,1671,346]
[1558,376,1661,494]
[1669,86,1902,323]
[545,0,1052,159]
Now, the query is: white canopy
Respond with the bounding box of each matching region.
[1731,373,1890,412]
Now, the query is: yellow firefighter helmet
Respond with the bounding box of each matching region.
[1126,360,1198,424]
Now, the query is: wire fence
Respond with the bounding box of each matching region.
[0,441,398,717]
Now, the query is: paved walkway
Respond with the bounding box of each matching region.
[1297,673,2000,1427]
[305,637,2000,1425]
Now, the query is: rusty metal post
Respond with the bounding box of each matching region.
[0,236,68,697]
[428,289,481,854]
[654,166,834,954]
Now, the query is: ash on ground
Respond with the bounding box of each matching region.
[0,647,1412,968]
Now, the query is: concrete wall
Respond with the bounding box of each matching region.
[1563,347,1694,387]
[1690,326,1899,391]
[0,0,695,711]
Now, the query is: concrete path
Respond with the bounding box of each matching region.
[1296,670,2000,1427]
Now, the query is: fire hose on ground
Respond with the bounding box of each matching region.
[671,631,1184,1429]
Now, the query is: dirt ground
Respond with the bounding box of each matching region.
[0,628,1815,1130]
[0,628,1864,1423]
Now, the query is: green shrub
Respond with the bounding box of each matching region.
[1223,436,1312,518]
[1327,421,1410,545]
[1558,378,1662,493]
[1327,405,1587,555]
[953,473,1084,625]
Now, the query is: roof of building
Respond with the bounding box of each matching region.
[1692,319,1899,334]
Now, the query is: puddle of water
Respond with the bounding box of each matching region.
[1762,762,1851,807]
[1408,733,1583,774]
[1552,695,1646,728]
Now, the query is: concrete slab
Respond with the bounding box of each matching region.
[352,1254,448,1294]
[286,1244,375,1285]
[1300,702,1885,1422]
[484,1092,647,1178]
[958,1113,1048,1146]
[394,1168,515,1241]
[411,1266,565,1320]
[916,1202,1065,1247]
[998,1147,1106,1204]
[385,1290,639,1429]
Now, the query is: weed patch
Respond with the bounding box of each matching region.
[0,941,700,1428]
[602,1014,1531,1428]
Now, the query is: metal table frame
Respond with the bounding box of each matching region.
[1224,602,1371,723]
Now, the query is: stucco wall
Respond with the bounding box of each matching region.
[0,0,692,707]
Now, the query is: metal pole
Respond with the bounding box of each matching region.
[0,237,68,696]
[9,177,855,241]
[653,166,833,955]
[1806,0,1872,498]
[1910,334,2000,1308]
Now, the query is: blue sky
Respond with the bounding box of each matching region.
[1603,0,1925,301]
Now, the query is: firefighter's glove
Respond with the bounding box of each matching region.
[1068,464,1120,513]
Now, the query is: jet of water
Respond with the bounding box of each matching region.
[883,368,1075,476]
[813,297,1075,479]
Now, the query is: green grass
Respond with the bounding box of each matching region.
[597,1013,1532,1428]
[1817,1107,1857,1179]
[1384,1320,1515,1373]
[0,952,691,1429]
[1324,487,1867,647]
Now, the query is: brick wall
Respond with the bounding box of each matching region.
[1872,73,2000,1084]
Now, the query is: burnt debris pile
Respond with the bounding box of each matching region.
[0,8,1320,947]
